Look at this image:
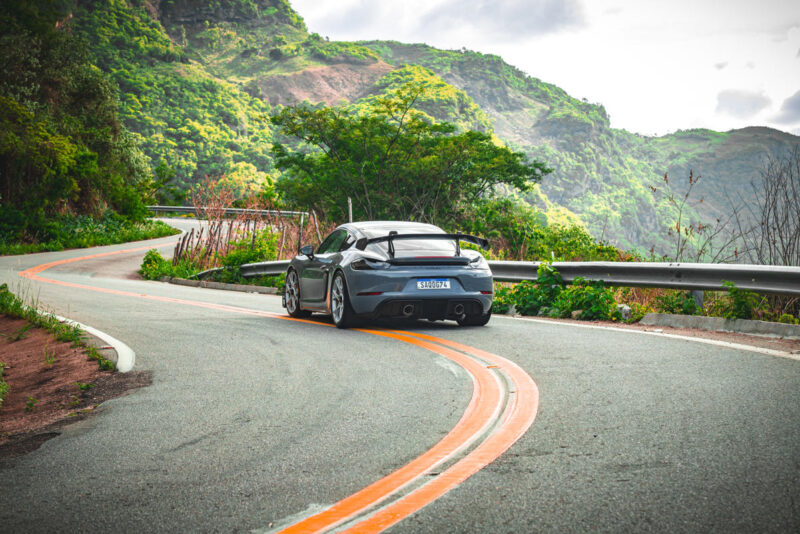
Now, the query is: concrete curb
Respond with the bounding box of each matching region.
[55,315,136,373]
[640,313,800,340]
[161,276,279,295]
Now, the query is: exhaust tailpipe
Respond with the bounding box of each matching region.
[402,304,415,317]
[453,303,465,316]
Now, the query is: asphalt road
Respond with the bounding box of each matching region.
[1,224,798,533]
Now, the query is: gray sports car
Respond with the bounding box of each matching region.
[282,221,494,328]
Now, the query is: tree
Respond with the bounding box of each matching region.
[270,82,551,225]
[0,1,154,242]
[737,145,800,267]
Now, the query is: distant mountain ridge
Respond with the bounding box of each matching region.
[70,0,799,253]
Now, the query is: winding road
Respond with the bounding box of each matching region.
[1,220,799,533]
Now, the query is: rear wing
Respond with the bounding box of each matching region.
[355,232,490,258]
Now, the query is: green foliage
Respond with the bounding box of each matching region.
[654,290,698,315]
[1,283,82,344]
[459,197,620,261]
[272,82,551,225]
[25,396,38,412]
[43,343,57,367]
[139,249,195,280]
[706,281,764,320]
[628,302,654,323]
[0,214,178,255]
[69,0,276,195]
[213,231,279,283]
[364,65,493,132]
[491,285,513,314]
[509,263,565,316]
[0,282,117,371]
[0,1,164,245]
[492,264,618,321]
[0,361,9,409]
[304,37,379,64]
[552,278,618,321]
[777,313,799,325]
[140,231,283,289]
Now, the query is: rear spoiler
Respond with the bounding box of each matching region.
[355,232,490,258]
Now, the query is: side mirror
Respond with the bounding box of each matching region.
[300,244,315,258]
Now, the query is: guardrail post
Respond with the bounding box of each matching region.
[691,290,704,310]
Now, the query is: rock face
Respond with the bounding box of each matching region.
[256,62,394,107]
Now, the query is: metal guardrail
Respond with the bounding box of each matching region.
[222,259,800,297]
[489,261,800,297]
[147,206,308,218]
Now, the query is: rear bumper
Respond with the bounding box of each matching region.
[368,297,488,320]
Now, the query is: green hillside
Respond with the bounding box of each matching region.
[48,0,798,254]
[359,41,799,253]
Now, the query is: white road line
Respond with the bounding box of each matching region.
[55,315,136,372]
[497,315,800,362]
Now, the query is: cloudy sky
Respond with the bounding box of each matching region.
[291,0,800,137]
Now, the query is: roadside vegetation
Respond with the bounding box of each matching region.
[0,214,178,256]
[0,3,179,254]
[492,264,799,325]
[0,284,114,371]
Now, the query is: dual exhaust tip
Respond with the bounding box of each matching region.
[402,303,464,317]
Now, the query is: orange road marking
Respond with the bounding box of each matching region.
[276,329,505,533]
[19,244,540,534]
[337,331,539,533]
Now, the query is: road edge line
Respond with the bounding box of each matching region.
[55,315,136,373]
[498,315,800,361]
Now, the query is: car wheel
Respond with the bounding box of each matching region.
[457,310,491,327]
[331,271,356,329]
[285,269,311,318]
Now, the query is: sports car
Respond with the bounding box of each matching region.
[282,221,494,328]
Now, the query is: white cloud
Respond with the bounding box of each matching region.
[774,89,800,124]
[420,0,584,41]
[291,0,800,135]
[716,90,772,118]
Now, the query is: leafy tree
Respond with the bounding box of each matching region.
[0,1,154,243]
[271,82,551,225]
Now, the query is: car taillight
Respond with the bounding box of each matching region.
[351,258,389,270]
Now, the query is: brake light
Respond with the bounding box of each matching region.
[351,258,389,270]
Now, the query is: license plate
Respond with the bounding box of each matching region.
[417,278,450,290]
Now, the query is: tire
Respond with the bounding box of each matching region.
[457,310,491,327]
[285,269,311,318]
[330,271,356,329]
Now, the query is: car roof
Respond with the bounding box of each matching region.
[340,221,444,237]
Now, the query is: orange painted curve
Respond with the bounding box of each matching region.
[340,332,539,532]
[18,243,540,533]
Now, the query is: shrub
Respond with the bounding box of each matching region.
[512,263,565,316]
[776,313,799,325]
[140,249,173,280]
[706,281,764,320]
[491,284,513,314]
[654,290,698,315]
[552,277,618,320]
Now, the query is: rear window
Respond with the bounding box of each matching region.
[362,226,457,256]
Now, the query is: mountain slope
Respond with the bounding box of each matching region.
[65,1,799,253]
[360,41,799,252]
